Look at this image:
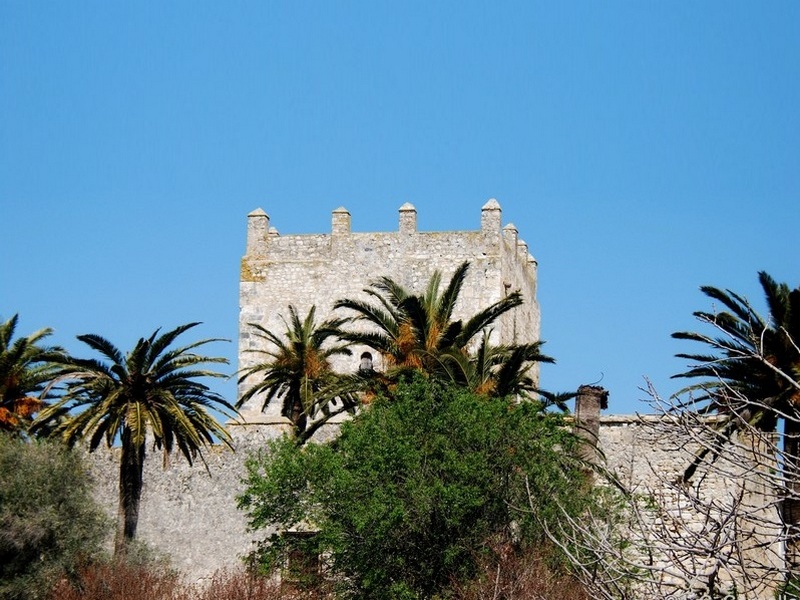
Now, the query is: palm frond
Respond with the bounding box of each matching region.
[75,333,126,366]
[455,291,523,348]
[673,272,800,481]
[435,261,470,325]
[334,297,400,338]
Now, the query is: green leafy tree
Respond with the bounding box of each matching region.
[33,323,234,556]
[672,271,800,571]
[0,315,61,435]
[239,377,590,599]
[237,305,359,444]
[0,434,108,600]
[334,261,548,392]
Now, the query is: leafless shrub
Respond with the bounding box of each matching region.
[449,536,589,600]
[543,381,792,600]
[48,562,316,600]
[181,568,312,600]
[48,560,181,600]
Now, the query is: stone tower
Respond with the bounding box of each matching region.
[238,200,540,418]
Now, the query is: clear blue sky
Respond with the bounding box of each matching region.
[2,2,798,415]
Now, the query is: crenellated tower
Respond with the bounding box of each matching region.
[238,200,540,418]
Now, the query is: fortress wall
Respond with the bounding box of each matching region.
[86,201,546,579]
[87,423,291,582]
[86,414,783,595]
[500,223,539,343]
[84,419,658,582]
[596,415,784,598]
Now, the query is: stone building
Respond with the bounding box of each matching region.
[237,200,540,420]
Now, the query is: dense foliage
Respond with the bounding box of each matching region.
[240,377,590,599]
[0,434,108,599]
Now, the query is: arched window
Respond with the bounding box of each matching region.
[359,351,373,373]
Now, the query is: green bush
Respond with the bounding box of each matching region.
[0,434,108,599]
[240,377,591,599]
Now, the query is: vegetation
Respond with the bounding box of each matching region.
[48,557,589,600]
[438,328,561,402]
[9,262,796,597]
[672,271,800,439]
[0,434,108,600]
[237,305,359,443]
[449,539,589,600]
[48,563,307,600]
[239,376,590,599]
[333,261,552,393]
[0,315,62,435]
[672,272,800,574]
[238,263,557,448]
[32,323,234,556]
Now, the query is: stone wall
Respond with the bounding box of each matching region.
[87,201,543,581]
[86,409,784,595]
[594,412,784,598]
[87,422,291,581]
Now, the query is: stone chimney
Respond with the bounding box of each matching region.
[399,202,417,234]
[332,207,351,236]
[574,385,609,467]
[246,208,269,256]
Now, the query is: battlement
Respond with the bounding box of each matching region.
[243,200,537,267]
[238,200,541,416]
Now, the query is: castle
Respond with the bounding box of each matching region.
[237,200,540,420]
[85,202,785,597]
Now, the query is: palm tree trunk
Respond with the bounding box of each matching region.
[289,395,307,437]
[115,428,145,557]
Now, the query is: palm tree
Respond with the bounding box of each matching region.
[32,323,234,556]
[0,315,61,435]
[672,271,800,571]
[333,261,525,381]
[673,272,800,426]
[237,305,359,444]
[436,329,557,402]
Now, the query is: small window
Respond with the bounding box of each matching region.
[359,351,373,372]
